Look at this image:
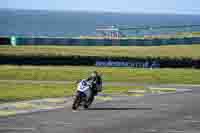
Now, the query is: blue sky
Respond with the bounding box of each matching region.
[2,0,200,14]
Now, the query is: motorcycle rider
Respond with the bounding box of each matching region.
[86,71,102,97]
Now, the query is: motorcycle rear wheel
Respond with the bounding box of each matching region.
[84,95,94,109]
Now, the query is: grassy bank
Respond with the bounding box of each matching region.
[1,45,200,102]
[0,82,74,102]
[0,45,200,59]
[0,65,200,84]
[0,65,199,102]
[0,81,144,102]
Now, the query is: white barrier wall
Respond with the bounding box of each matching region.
[96,61,160,68]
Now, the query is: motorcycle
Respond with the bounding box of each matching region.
[72,80,94,110]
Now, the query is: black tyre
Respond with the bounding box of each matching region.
[72,94,81,110]
[84,104,89,109]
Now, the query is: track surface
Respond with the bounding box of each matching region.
[0,85,200,133]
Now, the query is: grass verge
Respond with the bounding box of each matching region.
[0,45,200,59]
[0,65,200,84]
[0,81,144,102]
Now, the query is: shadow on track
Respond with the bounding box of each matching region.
[87,107,152,111]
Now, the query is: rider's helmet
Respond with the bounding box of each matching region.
[91,71,98,78]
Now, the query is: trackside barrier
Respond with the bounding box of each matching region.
[95,61,158,68]
[11,37,200,46]
[0,55,200,68]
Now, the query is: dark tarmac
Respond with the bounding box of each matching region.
[0,85,200,133]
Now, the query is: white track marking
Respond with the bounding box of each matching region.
[167,130,185,133]
[144,129,158,132]
[144,129,185,133]
[184,120,200,123]
[0,127,35,131]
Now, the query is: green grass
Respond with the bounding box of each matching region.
[0,82,74,102]
[1,45,200,102]
[0,65,199,102]
[0,45,200,59]
[103,85,145,94]
[0,65,200,84]
[0,81,144,102]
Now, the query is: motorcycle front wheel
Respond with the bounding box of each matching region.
[72,94,81,110]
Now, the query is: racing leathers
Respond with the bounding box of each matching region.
[86,75,102,96]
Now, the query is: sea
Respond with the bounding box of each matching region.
[1,9,200,37]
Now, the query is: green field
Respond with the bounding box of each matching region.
[0,65,200,84]
[0,45,200,59]
[1,65,200,102]
[0,82,74,102]
[0,81,144,102]
[1,44,200,102]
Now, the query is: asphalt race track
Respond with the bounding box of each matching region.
[0,85,200,133]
